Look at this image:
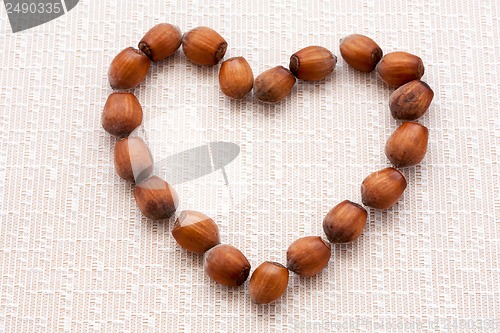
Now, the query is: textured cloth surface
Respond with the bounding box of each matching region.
[0,0,499,332]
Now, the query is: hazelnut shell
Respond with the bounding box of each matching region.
[182,27,227,66]
[390,80,434,120]
[114,137,153,183]
[323,200,367,243]
[361,167,407,209]
[249,261,289,304]
[376,51,424,87]
[219,57,254,99]
[339,34,383,72]
[108,47,151,89]
[133,176,178,220]
[102,92,143,137]
[139,23,182,62]
[286,236,331,277]
[172,210,220,254]
[204,244,251,286]
[385,122,429,167]
[289,46,337,81]
[254,66,296,102]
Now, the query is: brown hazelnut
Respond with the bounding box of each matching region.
[323,200,367,243]
[254,66,296,102]
[286,236,331,277]
[249,261,289,304]
[102,92,143,137]
[182,27,227,66]
[108,47,151,89]
[172,210,220,254]
[204,244,251,286]
[385,122,429,167]
[133,176,178,220]
[339,34,383,72]
[139,23,182,62]
[361,167,407,209]
[219,57,254,99]
[376,51,424,87]
[114,137,153,183]
[289,46,337,80]
[390,80,434,120]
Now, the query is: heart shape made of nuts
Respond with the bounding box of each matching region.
[102,24,433,305]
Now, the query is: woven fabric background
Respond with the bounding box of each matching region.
[0,0,499,332]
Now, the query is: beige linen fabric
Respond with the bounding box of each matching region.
[0,0,498,332]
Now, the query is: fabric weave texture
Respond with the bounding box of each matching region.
[0,0,498,332]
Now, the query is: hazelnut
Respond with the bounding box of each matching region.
[219,57,254,99]
[172,210,220,254]
[254,66,296,102]
[286,236,331,277]
[108,47,151,89]
[339,34,383,72]
[114,137,153,183]
[323,200,367,243]
[385,122,429,167]
[204,244,251,286]
[102,92,143,137]
[390,80,434,120]
[361,167,407,209]
[133,176,178,220]
[139,23,182,62]
[182,27,227,66]
[249,261,289,304]
[376,51,424,87]
[289,46,337,81]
